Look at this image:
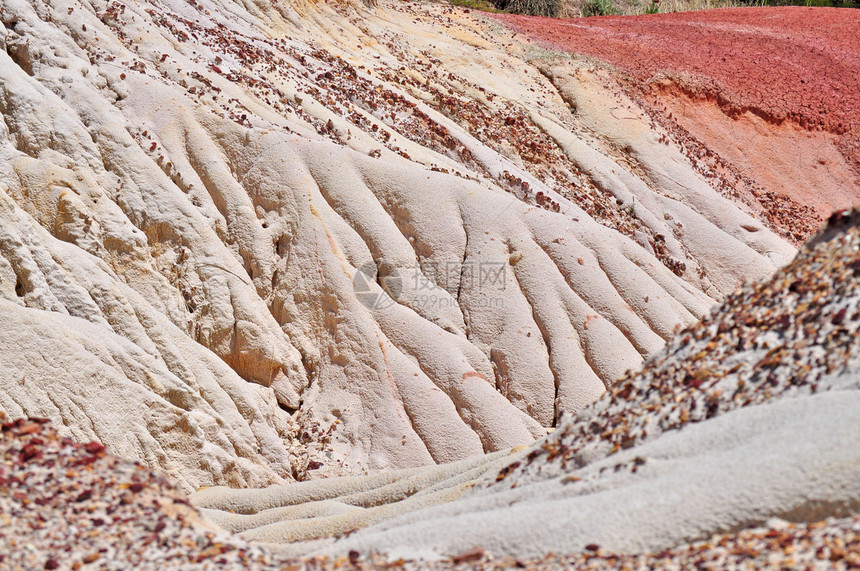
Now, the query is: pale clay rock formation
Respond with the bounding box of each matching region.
[191,210,860,559]
[0,0,795,492]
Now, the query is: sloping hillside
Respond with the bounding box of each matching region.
[496,7,860,242]
[3,207,857,570]
[0,0,806,490]
[193,206,860,562]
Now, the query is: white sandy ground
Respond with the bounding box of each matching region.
[0,0,797,491]
[189,387,860,559]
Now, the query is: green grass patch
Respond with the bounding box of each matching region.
[495,0,565,15]
[450,0,504,11]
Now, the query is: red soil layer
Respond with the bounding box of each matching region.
[493,7,860,135]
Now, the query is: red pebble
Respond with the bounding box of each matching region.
[19,443,42,462]
[84,441,105,455]
[19,423,42,434]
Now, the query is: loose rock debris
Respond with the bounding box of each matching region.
[494,206,860,485]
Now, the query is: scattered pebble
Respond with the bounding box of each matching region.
[494,207,860,489]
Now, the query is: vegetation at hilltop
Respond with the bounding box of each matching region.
[466,0,857,17]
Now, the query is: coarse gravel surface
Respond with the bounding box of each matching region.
[0,413,290,570]
[492,206,860,487]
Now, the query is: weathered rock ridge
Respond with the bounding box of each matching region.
[0,0,798,490]
[194,207,860,562]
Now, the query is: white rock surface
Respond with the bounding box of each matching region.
[0,0,794,490]
[192,214,860,559]
[295,389,860,559]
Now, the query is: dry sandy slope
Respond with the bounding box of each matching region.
[193,208,860,562]
[495,7,860,242]
[4,410,858,569]
[0,0,797,490]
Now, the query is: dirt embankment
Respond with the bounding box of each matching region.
[494,7,860,240]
